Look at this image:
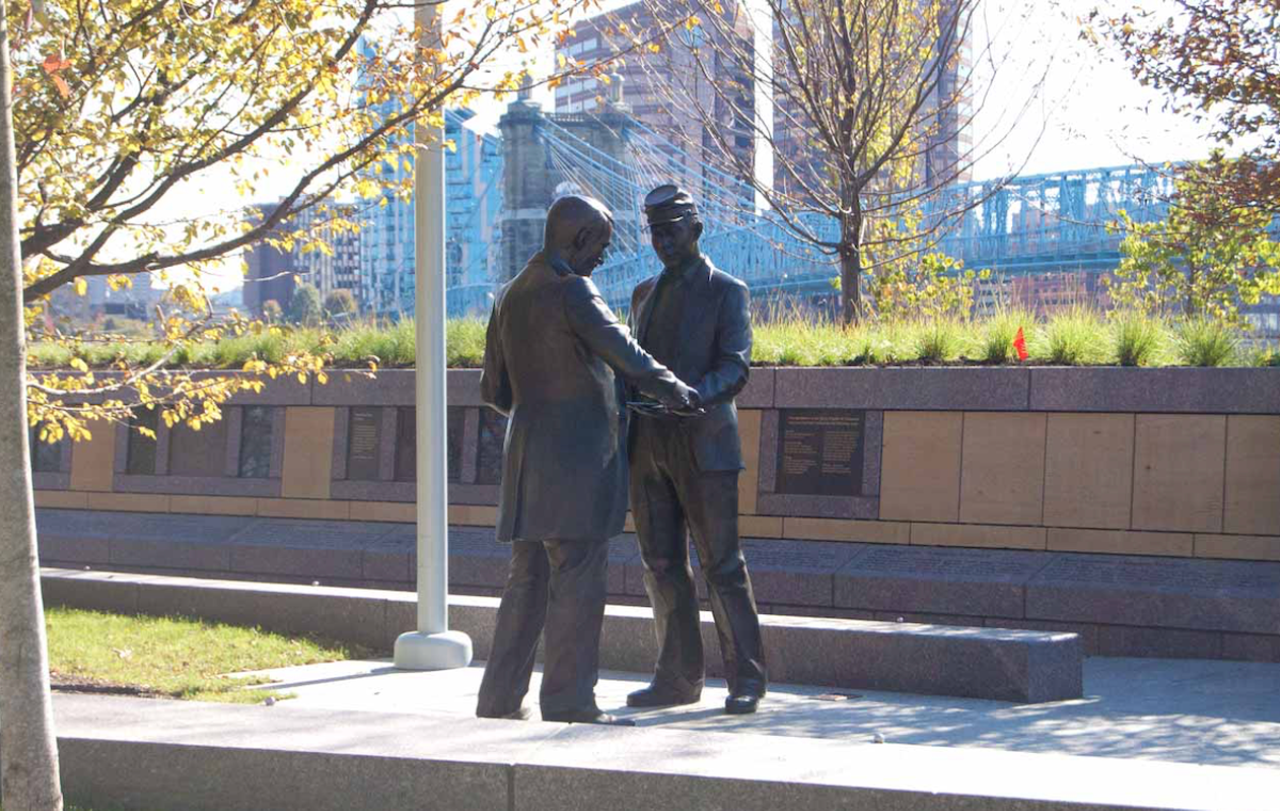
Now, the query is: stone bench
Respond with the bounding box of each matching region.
[42,568,1082,703]
[35,508,1280,663]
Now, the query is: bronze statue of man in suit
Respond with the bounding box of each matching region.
[625,185,767,715]
[476,194,696,726]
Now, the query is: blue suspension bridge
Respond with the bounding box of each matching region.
[445,109,1178,317]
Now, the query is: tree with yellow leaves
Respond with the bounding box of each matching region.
[0,1,642,808]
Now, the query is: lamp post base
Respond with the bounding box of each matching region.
[393,630,473,670]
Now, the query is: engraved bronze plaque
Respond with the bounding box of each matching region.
[169,417,230,477]
[476,409,508,486]
[393,406,463,483]
[126,408,159,475]
[447,407,463,483]
[395,407,416,482]
[238,406,274,478]
[775,409,864,497]
[29,427,63,473]
[346,407,382,481]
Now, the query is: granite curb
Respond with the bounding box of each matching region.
[53,694,1280,811]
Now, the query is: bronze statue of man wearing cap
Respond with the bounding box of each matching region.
[624,184,767,715]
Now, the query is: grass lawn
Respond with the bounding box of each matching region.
[45,607,375,703]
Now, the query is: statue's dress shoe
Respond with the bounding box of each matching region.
[477,706,532,720]
[725,681,765,715]
[626,683,702,708]
[541,708,636,726]
[724,693,761,714]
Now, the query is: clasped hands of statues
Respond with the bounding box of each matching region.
[627,384,705,419]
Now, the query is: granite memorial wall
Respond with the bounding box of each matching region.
[31,367,1280,564]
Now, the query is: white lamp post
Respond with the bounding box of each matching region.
[394,1,473,670]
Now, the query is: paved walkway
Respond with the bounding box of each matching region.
[241,655,1280,771]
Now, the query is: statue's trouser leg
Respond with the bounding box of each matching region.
[538,538,609,716]
[477,540,550,717]
[631,420,704,693]
[678,468,767,695]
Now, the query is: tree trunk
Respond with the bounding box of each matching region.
[0,2,66,808]
[839,213,863,326]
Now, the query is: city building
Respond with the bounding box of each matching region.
[356,103,502,317]
[242,203,296,318]
[45,273,163,327]
[290,203,363,304]
[445,109,503,295]
[553,0,758,208]
[242,202,363,318]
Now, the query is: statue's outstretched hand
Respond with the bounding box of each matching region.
[663,382,704,417]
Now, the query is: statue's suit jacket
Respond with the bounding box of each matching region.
[627,257,751,472]
[481,252,683,543]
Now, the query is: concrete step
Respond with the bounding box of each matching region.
[35,508,1280,663]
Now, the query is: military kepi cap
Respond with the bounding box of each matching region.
[643,184,697,225]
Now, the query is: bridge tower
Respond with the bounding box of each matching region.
[497,79,635,283]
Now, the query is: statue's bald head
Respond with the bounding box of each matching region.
[544,195,614,276]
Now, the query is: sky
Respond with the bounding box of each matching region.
[189,0,1232,292]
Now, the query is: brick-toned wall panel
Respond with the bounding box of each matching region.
[910,522,1046,550]
[1132,415,1225,533]
[86,493,169,513]
[1047,528,1191,557]
[447,505,498,526]
[880,412,962,522]
[782,517,909,544]
[280,407,336,500]
[34,490,88,509]
[1223,416,1280,536]
[1195,534,1280,562]
[959,413,1046,526]
[349,501,416,523]
[1043,414,1134,530]
[69,426,116,492]
[169,495,259,517]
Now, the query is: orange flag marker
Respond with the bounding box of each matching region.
[1013,326,1029,362]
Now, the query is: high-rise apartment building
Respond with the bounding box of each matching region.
[556,1,967,209]
[553,1,757,207]
[356,103,502,317]
[242,203,297,317]
[291,203,363,303]
[242,202,362,317]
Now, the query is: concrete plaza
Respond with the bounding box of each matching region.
[53,654,1280,811]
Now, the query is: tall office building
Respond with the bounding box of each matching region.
[242,203,297,317]
[553,1,758,206]
[555,1,967,208]
[242,202,362,317]
[291,203,363,303]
